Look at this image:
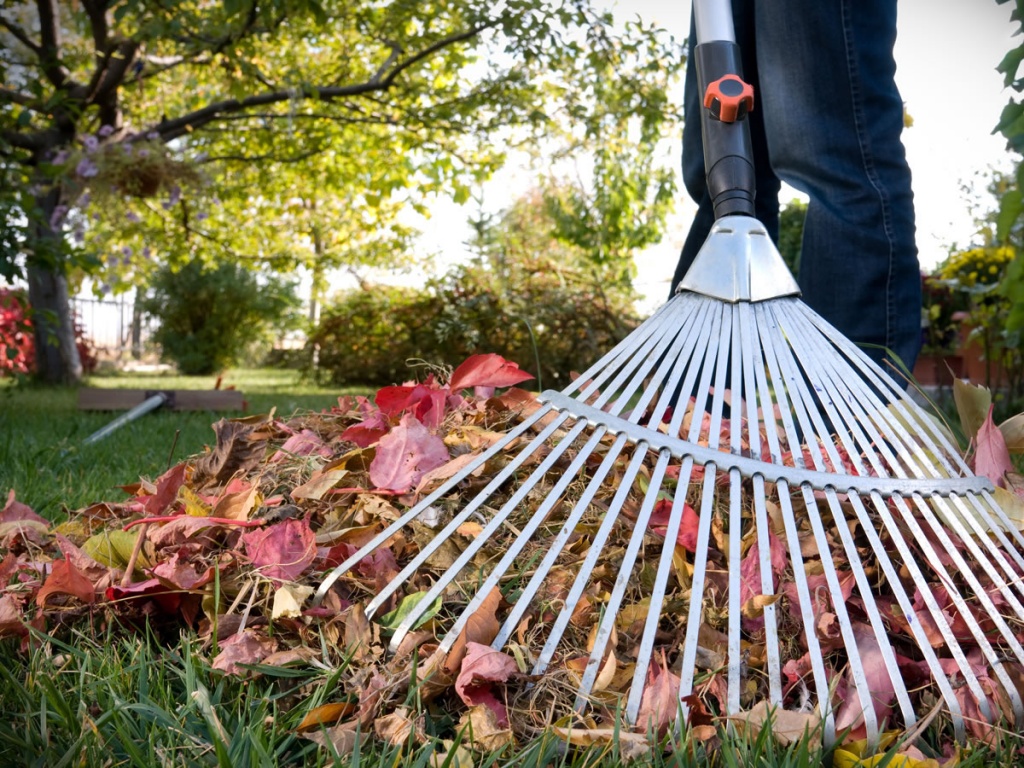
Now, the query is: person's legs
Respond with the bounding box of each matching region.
[670,0,781,296]
[754,0,921,373]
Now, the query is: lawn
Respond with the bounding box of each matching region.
[0,368,1018,767]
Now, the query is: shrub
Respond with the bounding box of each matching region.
[143,260,300,375]
[1,287,97,377]
[309,258,640,389]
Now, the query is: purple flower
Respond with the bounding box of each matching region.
[99,282,111,296]
[162,185,182,210]
[82,135,99,152]
[49,205,68,229]
[121,245,132,258]
[146,131,160,140]
[125,210,141,223]
[78,192,91,208]
[72,221,86,244]
[51,150,69,165]
[196,211,209,221]
[142,247,152,259]
[75,158,99,178]
[98,125,115,137]
[137,148,150,158]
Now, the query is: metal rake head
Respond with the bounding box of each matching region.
[316,221,1024,747]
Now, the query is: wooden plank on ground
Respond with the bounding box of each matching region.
[78,388,245,412]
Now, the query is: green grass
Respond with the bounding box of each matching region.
[0,368,359,521]
[2,370,1024,766]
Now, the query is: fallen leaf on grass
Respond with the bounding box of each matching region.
[454,643,520,727]
[377,591,442,632]
[296,701,358,731]
[374,706,424,746]
[82,529,148,571]
[194,420,267,486]
[369,414,449,493]
[0,594,25,635]
[445,587,502,674]
[36,558,96,606]
[551,726,650,762]
[637,653,681,736]
[732,700,821,748]
[211,628,278,675]
[833,624,896,739]
[242,518,316,583]
[271,583,314,619]
[301,720,362,756]
[953,378,991,442]
[1000,412,1024,453]
[457,704,514,752]
[291,469,349,501]
[271,429,334,463]
[449,354,534,391]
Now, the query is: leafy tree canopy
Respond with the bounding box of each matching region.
[0,0,683,382]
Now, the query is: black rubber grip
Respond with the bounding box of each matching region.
[695,41,756,219]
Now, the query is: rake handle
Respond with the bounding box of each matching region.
[692,0,756,220]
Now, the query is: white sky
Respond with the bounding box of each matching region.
[411,0,1018,312]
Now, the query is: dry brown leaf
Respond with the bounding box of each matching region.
[733,700,821,748]
[953,378,991,441]
[290,469,349,501]
[374,706,422,746]
[551,727,650,762]
[445,587,503,674]
[343,603,378,663]
[457,704,514,753]
[1000,412,1024,453]
[301,720,362,755]
[194,420,267,487]
[741,593,782,620]
[592,648,618,693]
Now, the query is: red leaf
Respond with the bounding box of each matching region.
[833,623,897,739]
[141,462,189,517]
[106,578,183,614]
[271,429,333,463]
[0,490,48,527]
[637,653,682,736]
[151,552,216,590]
[241,518,316,583]
[369,414,449,493]
[449,354,534,392]
[648,499,700,552]
[0,594,25,636]
[454,642,520,728]
[211,628,278,675]
[36,559,96,606]
[975,405,1014,488]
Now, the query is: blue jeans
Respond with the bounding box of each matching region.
[671,0,921,375]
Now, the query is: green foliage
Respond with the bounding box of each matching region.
[310,261,639,390]
[143,260,301,375]
[777,199,807,277]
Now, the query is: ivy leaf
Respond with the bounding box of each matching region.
[377,590,442,631]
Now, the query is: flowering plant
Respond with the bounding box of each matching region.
[919,272,967,356]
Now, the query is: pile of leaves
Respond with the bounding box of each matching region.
[3,354,1024,764]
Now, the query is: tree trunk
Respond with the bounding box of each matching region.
[27,188,83,384]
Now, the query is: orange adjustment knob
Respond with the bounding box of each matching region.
[704,75,755,123]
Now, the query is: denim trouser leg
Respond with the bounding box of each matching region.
[672,0,922,375]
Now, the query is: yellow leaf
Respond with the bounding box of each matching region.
[953,379,991,440]
[732,701,821,748]
[291,469,349,501]
[741,593,782,619]
[271,583,314,619]
[457,705,514,753]
[179,486,211,517]
[431,739,474,768]
[296,701,357,731]
[999,412,1024,453]
[550,727,650,762]
[82,529,149,571]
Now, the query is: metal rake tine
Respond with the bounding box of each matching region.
[625,456,696,723]
[757,304,886,742]
[387,418,592,650]
[314,404,554,604]
[745,302,837,741]
[536,445,650,680]
[903,492,1024,725]
[436,423,612,656]
[492,431,632,650]
[801,304,970,476]
[573,448,673,708]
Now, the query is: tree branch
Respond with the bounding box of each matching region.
[35,0,70,88]
[0,14,42,54]
[150,22,494,141]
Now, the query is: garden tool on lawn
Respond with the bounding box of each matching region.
[317,0,1024,747]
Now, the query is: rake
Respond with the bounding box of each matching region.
[316,0,1024,747]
